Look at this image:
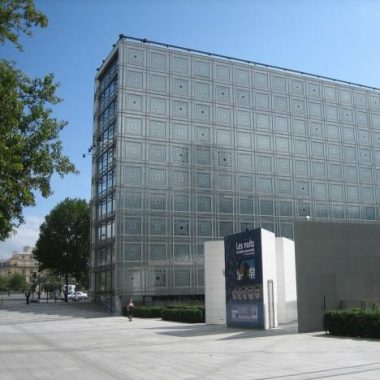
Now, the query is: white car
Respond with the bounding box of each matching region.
[73,291,88,301]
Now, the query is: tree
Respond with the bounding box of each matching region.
[8,272,27,291]
[0,274,9,291]
[0,0,47,51]
[0,1,76,240]
[33,198,90,300]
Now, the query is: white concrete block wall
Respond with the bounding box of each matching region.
[276,237,297,324]
[261,229,278,329]
[204,241,226,324]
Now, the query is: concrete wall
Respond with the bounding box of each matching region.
[295,221,380,332]
[261,229,278,329]
[204,241,226,324]
[276,237,298,324]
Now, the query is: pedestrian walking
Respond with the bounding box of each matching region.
[25,290,30,304]
[127,299,134,321]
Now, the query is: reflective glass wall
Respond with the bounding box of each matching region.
[92,38,380,302]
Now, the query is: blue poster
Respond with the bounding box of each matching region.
[224,228,264,328]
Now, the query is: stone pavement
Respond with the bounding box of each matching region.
[0,299,380,379]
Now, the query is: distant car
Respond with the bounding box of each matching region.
[73,291,88,301]
[68,292,76,301]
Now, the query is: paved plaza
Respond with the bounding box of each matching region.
[0,297,380,379]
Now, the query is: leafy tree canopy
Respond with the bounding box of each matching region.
[34,198,90,288]
[0,0,47,50]
[8,272,27,290]
[0,0,76,240]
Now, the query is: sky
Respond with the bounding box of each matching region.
[1,0,380,258]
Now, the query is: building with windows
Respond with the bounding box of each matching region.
[0,246,39,283]
[90,36,380,310]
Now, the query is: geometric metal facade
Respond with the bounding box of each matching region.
[91,36,380,305]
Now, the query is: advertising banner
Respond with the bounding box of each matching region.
[224,228,264,328]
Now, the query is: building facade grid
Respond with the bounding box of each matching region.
[91,37,380,306]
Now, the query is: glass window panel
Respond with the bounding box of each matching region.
[313,182,327,199]
[239,176,253,192]
[258,177,273,193]
[150,218,166,235]
[348,206,360,220]
[150,193,166,210]
[297,181,310,196]
[295,160,309,177]
[328,144,341,160]
[240,199,253,214]
[363,187,375,201]
[175,270,191,287]
[344,146,356,162]
[197,196,212,212]
[279,201,293,217]
[276,158,291,175]
[347,186,359,201]
[280,223,293,239]
[172,147,189,163]
[278,179,292,195]
[196,149,211,165]
[329,164,342,179]
[311,161,326,178]
[123,244,141,261]
[260,200,273,215]
[298,202,310,217]
[332,204,345,219]
[174,219,189,235]
[172,170,189,187]
[150,269,167,288]
[315,203,328,218]
[125,192,141,209]
[150,168,166,186]
[345,166,358,183]
[219,174,233,190]
[219,195,233,213]
[197,172,211,188]
[329,183,344,200]
[197,220,212,236]
[174,194,189,211]
[361,167,373,183]
[125,218,141,235]
[364,207,376,220]
[219,221,233,237]
[256,134,271,151]
[256,155,272,173]
[150,244,166,261]
[174,245,190,262]
[124,166,142,185]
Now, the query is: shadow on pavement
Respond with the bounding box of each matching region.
[149,320,298,339]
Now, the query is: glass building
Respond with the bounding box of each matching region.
[91,36,380,309]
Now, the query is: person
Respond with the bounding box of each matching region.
[25,290,30,304]
[127,299,134,322]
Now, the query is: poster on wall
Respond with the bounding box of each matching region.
[224,228,264,328]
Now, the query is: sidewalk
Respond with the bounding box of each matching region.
[0,301,379,379]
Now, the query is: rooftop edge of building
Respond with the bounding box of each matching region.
[95,34,380,93]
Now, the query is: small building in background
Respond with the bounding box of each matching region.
[0,246,39,284]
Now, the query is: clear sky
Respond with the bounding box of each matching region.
[1,0,380,258]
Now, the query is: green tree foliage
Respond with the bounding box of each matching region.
[0,1,76,240]
[0,274,9,291]
[0,0,47,50]
[34,199,90,288]
[7,272,27,290]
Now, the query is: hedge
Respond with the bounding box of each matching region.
[324,309,380,339]
[122,305,205,323]
[161,307,205,323]
[122,306,163,318]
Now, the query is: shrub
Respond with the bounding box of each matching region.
[122,304,205,323]
[122,306,163,318]
[324,309,380,339]
[161,306,205,323]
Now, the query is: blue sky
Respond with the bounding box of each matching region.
[1,0,380,258]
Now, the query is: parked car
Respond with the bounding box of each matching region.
[73,291,88,301]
